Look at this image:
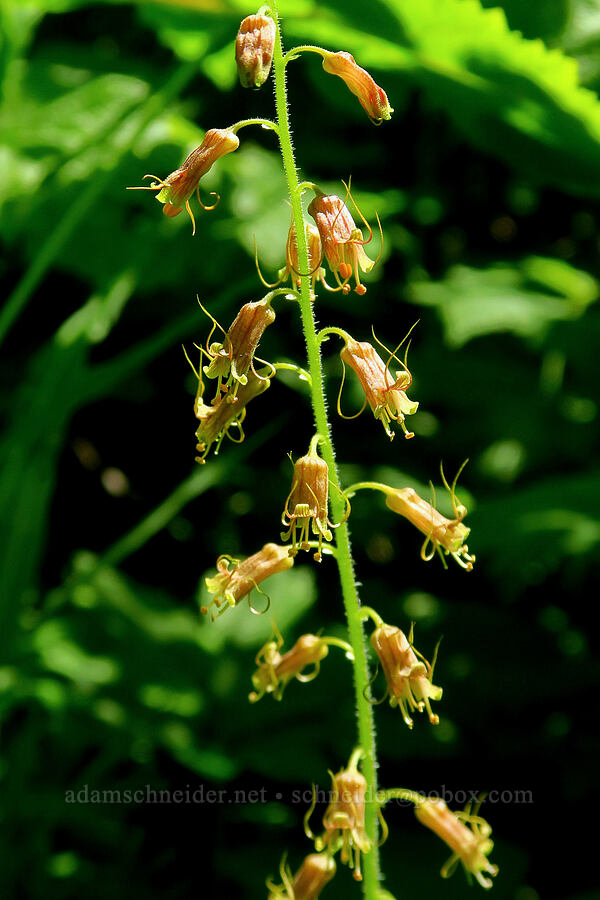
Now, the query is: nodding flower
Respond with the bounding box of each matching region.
[379,462,475,570]
[235,12,276,89]
[194,367,271,464]
[281,435,349,561]
[249,624,353,703]
[202,543,293,619]
[267,853,336,900]
[321,50,393,125]
[369,617,442,728]
[337,328,418,439]
[256,222,328,298]
[199,296,275,402]
[307,186,381,295]
[127,128,239,234]
[413,796,498,890]
[304,748,373,882]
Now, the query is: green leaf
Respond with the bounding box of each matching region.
[406,258,598,347]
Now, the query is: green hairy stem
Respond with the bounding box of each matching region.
[271,8,382,896]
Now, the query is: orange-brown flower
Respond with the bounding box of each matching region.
[378,467,474,570]
[235,12,276,89]
[202,296,276,400]
[250,626,353,702]
[202,543,293,618]
[281,435,349,561]
[414,797,498,889]
[128,128,239,233]
[321,51,393,125]
[307,189,377,295]
[370,621,442,728]
[267,853,336,900]
[305,749,371,881]
[195,368,271,463]
[257,222,327,298]
[338,334,418,439]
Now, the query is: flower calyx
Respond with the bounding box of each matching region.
[281,434,349,561]
[202,543,293,619]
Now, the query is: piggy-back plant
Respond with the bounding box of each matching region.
[130,5,498,898]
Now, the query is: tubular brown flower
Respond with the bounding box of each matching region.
[201,296,276,401]
[308,188,378,295]
[128,128,239,233]
[338,334,418,439]
[194,367,271,463]
[370,621,442,728]
[250,626,353,702]
[202,543,293,618]
[321,50,393,125]
[305,749,372,882]
[414,797,498,889]
[281,435,349,561]
[267,853,336,900]
[379,463,474,569]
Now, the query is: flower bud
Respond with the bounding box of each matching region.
[203,543,293,617]
[339,335,418,439]
[321,51,393,124]
[370,623,442,728]
[414,797,498,889]
[235,12,276,89]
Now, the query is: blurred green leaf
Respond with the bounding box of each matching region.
[406,258,597,347]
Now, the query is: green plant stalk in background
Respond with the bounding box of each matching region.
[272,9,382,895]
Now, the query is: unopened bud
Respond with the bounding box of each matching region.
[321,50,393,124]
[235,12,276,89]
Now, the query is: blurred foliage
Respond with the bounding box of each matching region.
[1,1,599,899]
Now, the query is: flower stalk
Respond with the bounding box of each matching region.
[271,7,382,895]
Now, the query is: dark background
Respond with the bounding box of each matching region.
[1,1,599,898]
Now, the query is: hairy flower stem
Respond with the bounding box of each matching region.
[272,9,382,896]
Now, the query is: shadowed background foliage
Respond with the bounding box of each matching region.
[1,1,599,898]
